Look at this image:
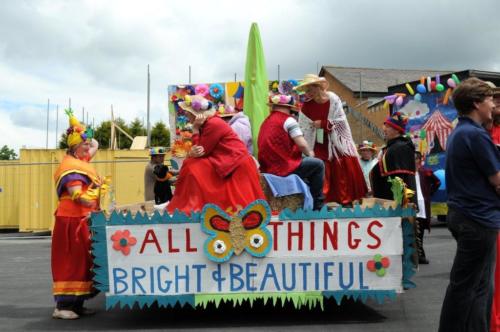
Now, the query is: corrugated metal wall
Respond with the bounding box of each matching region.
[1,149,156,232]
[0,160,21,229]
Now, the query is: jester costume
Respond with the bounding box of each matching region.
[370,135,416,202]
[51,110,100,315]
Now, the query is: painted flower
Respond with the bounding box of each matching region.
[111,230,137,256]
[195,84,210,97]
[209,83,224,100]
[366,254,391,277]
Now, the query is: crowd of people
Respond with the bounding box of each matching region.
[52,75,500,329]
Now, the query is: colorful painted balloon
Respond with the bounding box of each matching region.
[414,93,422,102]
[452,74,460,84]
[436,83,445,92]
[395,95,404,106]
[430,81,437,91]
[417,84,427,94]
[405,83,415,95]
[447,78,456,88]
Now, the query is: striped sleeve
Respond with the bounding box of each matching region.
[283,117,303,138]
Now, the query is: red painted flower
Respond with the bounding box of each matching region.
[366,254,391,277]
[111,230,137,256]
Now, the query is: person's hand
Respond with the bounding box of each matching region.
[193,114,207,130]
[313,120,322,128]
[79,196,98,209]
[307,150,315,158]
[189,145,205,158]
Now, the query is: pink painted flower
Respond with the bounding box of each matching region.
[111,230,137,256]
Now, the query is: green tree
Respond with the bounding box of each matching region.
[151,121,170,147]
[129,118,146,137]
[114,117,131,149]
[58,133,68,149]
[94,121,112,149]
[0,145,17,160]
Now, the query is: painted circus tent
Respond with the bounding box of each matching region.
[383,73,464,205]
[90,23,416,310]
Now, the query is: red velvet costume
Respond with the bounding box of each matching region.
[258,111,302,176]
[167,116,264,214]
[301,98,367,204]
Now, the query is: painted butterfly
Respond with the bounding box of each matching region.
[200,199,273,263]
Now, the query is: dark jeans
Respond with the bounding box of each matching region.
[292,157,325,210]
[439,207,497,332]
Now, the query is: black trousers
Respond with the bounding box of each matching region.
[416,217,427,259]
[439,208,497,332]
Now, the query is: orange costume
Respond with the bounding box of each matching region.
[51,109,100,317]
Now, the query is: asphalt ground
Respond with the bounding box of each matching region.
[0,221,454,332]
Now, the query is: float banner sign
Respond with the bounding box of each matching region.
[103,217,402,297]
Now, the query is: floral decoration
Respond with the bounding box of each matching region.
[209,83,224,100]
[111,229,137,256]
[195,84,210,97]
[366,254,391,277]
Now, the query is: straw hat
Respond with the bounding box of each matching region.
[358,140,377,152]
[486,81,500,96]
[268,94,298,110]
[294,74,329,91]
[178,95,216,116]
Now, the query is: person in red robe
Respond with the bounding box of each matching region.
[295,74,367,205]
[167,95,264,215]
[52,110,101,319]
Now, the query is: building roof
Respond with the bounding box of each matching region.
[320,66,452,94]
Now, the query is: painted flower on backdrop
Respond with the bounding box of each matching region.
[111,230,137,256]
[366,254,390,277]
[209,83,224,100]
[195,84,210,97]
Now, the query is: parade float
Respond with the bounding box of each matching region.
[90,199,416,310]
[89,79,418,311]
[89,23,416,310]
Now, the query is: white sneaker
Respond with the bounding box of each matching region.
[52,308,79,320]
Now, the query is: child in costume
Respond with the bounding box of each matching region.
[51,109,102,320]
[152,162,174,204]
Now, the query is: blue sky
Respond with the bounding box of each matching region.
[1,0,499,152]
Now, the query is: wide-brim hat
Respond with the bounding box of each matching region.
[485,81,500,96]
[358,140,377,152]
[294,74,329,92]
[178,95,215,116]
[267,94,298,110]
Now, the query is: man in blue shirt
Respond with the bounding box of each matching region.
[439,78,500,332]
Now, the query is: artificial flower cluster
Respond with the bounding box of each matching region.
[269,94,295,106]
